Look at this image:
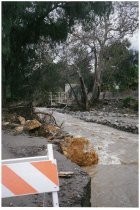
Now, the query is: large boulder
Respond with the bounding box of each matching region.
[60,137,98,166]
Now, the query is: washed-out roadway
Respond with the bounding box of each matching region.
[35,107,138,207]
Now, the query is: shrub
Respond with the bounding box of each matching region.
[122,96,138,111]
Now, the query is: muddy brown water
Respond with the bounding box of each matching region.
[35,108,139,207]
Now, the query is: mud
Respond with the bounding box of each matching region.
[2,131,91,207]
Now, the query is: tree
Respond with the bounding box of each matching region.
[51,1,138,110]
[50,35,95,110]
[69,1,138,102]
[66,47,93,110]
[101,40,138,91]
[2,1,112,106]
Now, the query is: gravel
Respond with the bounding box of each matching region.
[56,109,138,134]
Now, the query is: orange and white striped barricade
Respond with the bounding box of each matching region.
[2,144,59,207]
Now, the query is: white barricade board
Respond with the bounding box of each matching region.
[2,144,59,207]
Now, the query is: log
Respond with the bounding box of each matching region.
[58,171,74,177]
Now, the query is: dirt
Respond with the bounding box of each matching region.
[60,137,98,166]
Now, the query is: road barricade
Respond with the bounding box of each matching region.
[2,144,59,207]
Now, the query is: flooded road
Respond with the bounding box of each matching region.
[35,108,138,207]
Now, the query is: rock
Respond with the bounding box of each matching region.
[124,114,128,117]
[2,122,10,126]
[3,122,20,129]
[15,126,24,134]
[44,124,60,134]
[18,116,26,125]
[48,136,55,141]
[60,137,98,166]
[24,119,41,131]
[9,202,14,207]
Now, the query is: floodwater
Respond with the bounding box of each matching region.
[35,108,139,207]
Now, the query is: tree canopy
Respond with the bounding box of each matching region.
[2,1,138,110]
[2,1,112,104]
[102,41,138,91]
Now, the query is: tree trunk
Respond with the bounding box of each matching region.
[92,81,101,100]
[66,79,82,108]
[2,81,6,107]
[2,67,7,107]
[66,64,89,110]
[77,71,89,111]
[91,47,102,103]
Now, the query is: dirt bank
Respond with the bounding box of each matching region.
[2,131,91,207]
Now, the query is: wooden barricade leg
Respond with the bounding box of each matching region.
[47,144,59,207]
[52,191,59,207]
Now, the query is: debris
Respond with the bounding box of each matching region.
[18,116,26,125]
[24,119,42,131]
[45,124,60,134]
[3,113,19,124]
[48,136,55,141]
[2,108,99,167]
[60,137,98,166]
[124,114,128,117]
[55,134,65,140]
[2,122,10,126]
[3,122,20,129]
[9,202,14,207]
[58,171,74,177]
[15,126,24,134]
[34,111,58,126]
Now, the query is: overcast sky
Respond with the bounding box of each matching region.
[129,31,139,51]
